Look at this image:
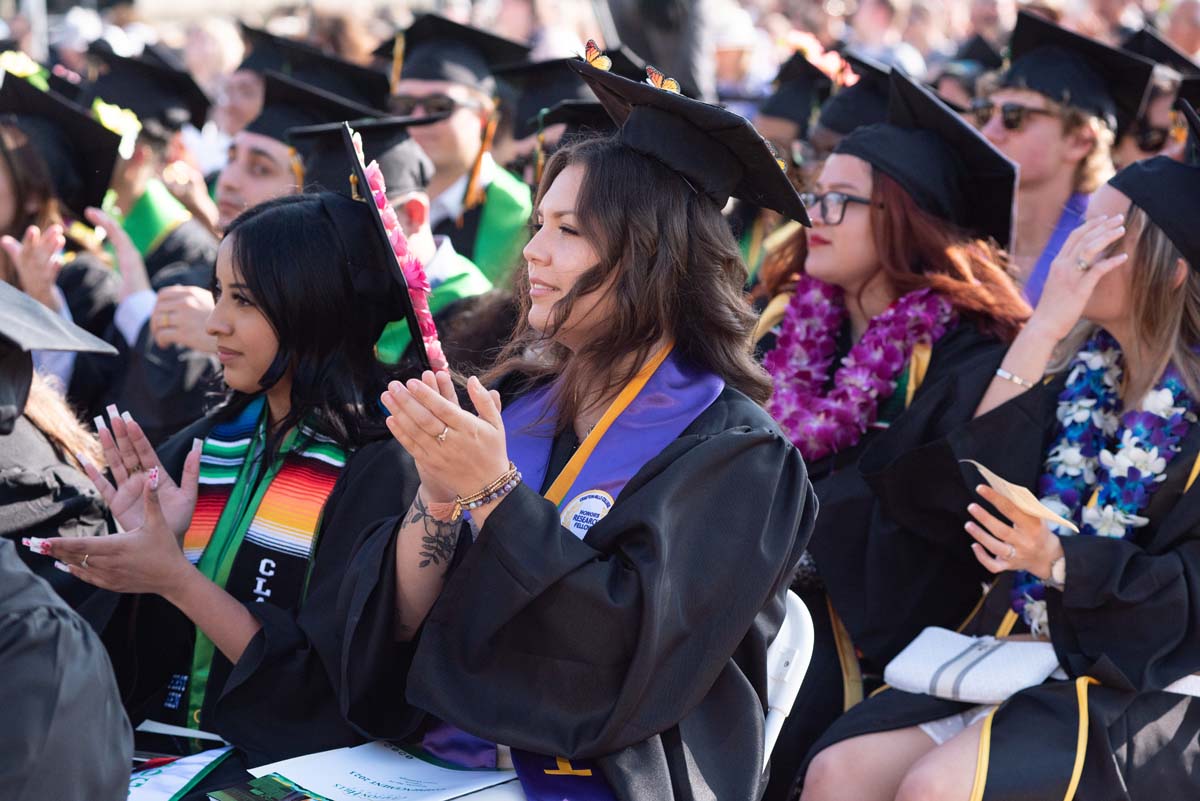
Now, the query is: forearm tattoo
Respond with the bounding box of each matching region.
[411,494,457,570]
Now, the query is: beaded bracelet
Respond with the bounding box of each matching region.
[428,462,523,522]
[995,367,1038,389]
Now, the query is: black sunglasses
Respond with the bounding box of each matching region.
[969,100,1057,131]
[1132,112,1186,153]
[389,94,482,117]
[799,191,878,226]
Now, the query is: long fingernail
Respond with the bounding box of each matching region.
[121,411,134,424]
[106,404,120,421]
[148,467,160,490]
[94,415,108,432]
[75,452,91,469]
[192,437,203,452]
[54,561,71,573]
[21,538,30,547]
[26,537,49,554]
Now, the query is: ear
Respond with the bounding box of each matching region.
[1063,122,1098,165]
[1174,257,1190,289]
[399,194,430,229]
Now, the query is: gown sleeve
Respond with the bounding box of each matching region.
[380,419,813,759]
[202,438,423,765]
[1048,513,1200,692]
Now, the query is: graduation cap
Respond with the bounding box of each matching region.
[836,71,1018,248]
[239,24,391,110]
[1002,10,1155,135]
[84,43,210,132]
[759,51,834,139]
[0,71,121,218]
[567,58,809,224]
[334,123,440,371]
[956,34,1005,72]
[495,58,597,139]
[535,99,617,137]
[816,51,891,136]
[0,280,115,434]
[376,15,531,95]
[1121,27,1200,76]
[1109,98,1200,270]
[245,71,383,145]
[286,114,440,198]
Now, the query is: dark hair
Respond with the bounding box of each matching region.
[865,169,1029,341]
[485,135,771,428]
[220,193,401,454]
[0,123,92,284]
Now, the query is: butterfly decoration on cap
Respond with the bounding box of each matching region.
[645,65,681,94]
[584,39,612,71]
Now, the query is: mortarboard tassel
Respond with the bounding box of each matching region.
[389,34,405,97]
[533,108,549,185]
[458,106,500,226]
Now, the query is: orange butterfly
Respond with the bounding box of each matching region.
[584,40,612,71]
[765,140,788,171]
[645,65,681,94]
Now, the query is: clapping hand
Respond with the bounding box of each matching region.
[1,224,66,310]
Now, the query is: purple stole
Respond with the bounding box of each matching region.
[422,347,724,800]
[1023,192,1089,306]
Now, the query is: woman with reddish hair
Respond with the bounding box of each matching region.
[758,71,1030,799]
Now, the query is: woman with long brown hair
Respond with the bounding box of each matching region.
[801,97,1200,801]
[756,70,1032,798]
[338,54,814,801]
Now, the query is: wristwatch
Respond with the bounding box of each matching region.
[1046,555,1067,590]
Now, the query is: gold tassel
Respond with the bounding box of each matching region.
[389,34,405,96]
[458,107,499,227]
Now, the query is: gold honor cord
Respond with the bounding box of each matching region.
[543,343,674,506]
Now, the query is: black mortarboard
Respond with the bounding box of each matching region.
[379,15,531,95]
[956,34,1005,71]
[836,71,1017,247]
[567,59,809,224]
[334,123,437,371]
[287,114,440,197]
[84,44,210,132]
[535,99,617,137]
[0,71,121,218]
[1122,27,1200,76]
[816,51,890,136]
[245,71,382,144]
[1002,11,1155,135]
[0,279,116,433]
[1110,98,1200,270]
[759,51,834,138]
[239,25,390,110]
[47,71,84,103]
[495,58,596,139]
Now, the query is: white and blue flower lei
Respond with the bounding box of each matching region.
[1013,329,1195,634]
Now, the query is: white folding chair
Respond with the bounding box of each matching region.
[763,589,816,770]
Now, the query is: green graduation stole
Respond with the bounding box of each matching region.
[107,178,192,258]
[165,398,347,730]
[472,167,532,284]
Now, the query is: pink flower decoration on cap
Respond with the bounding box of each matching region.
[349,125,447,371]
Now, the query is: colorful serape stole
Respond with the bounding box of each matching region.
[166,397,347,731]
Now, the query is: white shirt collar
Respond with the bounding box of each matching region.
[425,236,461,289]
[428,152,498,228]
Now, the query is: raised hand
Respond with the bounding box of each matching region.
[1,223,66,310]
[30,469,195,596]
[82,405,201,537]
[964,484,1064,580]
[150,285,217,352]
[381,371,506,503]
[1030,214,1129,341]
[85,206,151,301]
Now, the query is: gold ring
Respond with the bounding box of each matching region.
[81,554,90,569]
[436,426,449,444]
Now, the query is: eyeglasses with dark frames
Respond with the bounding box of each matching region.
[388,94,483,117]
[969,100,1058,131]
[799,191,879,226]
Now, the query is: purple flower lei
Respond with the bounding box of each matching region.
[1011,329,1196,634]
[764,274,956,461]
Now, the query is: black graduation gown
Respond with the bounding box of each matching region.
[98,413,421,796]
[803,373,1200,801]
[340,387,815,801]
[107,258,221,446]
[762,322,1007,801]
[0,538,132,801]
[0,414,114,622]
[57,254,123,422]
[144,218,218,284]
